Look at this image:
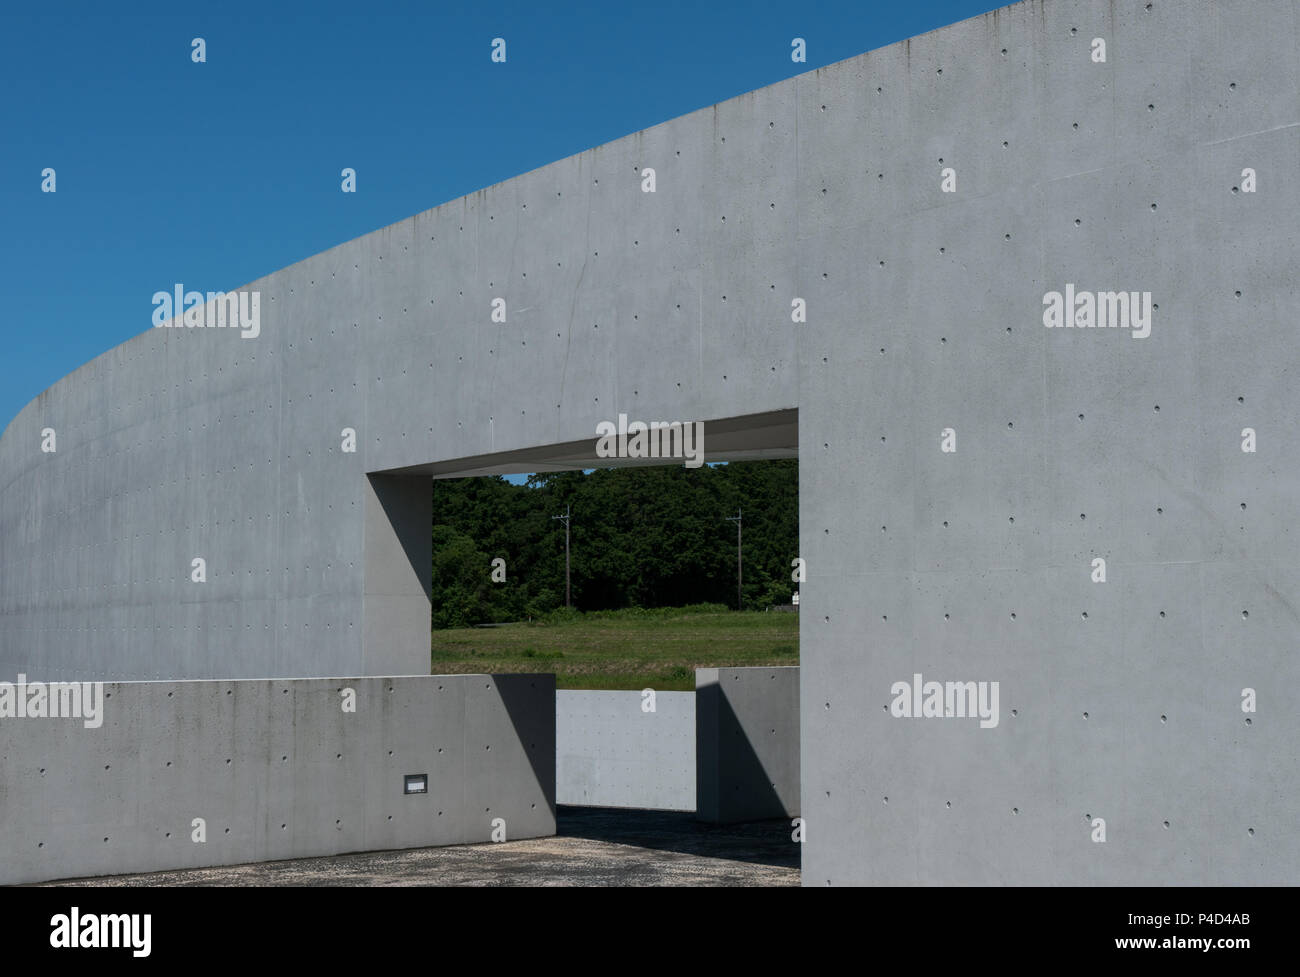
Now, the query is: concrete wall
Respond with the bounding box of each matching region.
[556,671,800,818]
[0,674,554,885]
[797,0,1300,884]
[2,0,1298,884]
[697,667,800,823]
[556,690,694,811]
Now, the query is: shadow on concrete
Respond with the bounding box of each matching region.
[493,673,559,824]
[710,685,786,821]
[696,669,799,824]
[367,474,433,602]
[557,805,800,869]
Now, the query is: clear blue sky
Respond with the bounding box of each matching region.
[1,0,1000,433]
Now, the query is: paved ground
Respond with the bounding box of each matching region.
[42,807,801,887]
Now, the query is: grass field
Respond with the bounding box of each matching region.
[430,604,799,690]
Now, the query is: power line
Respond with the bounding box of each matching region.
[551,503,571,608]
[724,508,742,611]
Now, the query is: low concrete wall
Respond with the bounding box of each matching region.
[556,671,801,820]
[697,667,800,824]
[0,673,554,885]
[556,690,694,811]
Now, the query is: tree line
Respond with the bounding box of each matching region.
[431,460,798,628]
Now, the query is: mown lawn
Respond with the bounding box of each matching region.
[430,605,799,690]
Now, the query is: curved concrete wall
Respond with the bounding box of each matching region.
[0,63,803,680]
[3,0,1298,883]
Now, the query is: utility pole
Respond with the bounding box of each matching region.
[551,504,571,608]
[725,508,742,611]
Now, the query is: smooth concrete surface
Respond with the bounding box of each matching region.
[362,475,433,677]
[0,674,555,885]
[1,0,1298,884]
[795,0,1300,885]
[697,667,800,823]
[556,690,695,811]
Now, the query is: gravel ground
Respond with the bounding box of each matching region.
[40,807,801,887]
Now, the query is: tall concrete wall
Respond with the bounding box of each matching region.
[556,690,695,810]
[0,674,555,885]
[796,0,1300,885]
[2,0,1298,884]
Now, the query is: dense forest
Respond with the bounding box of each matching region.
[431,460,798,628]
